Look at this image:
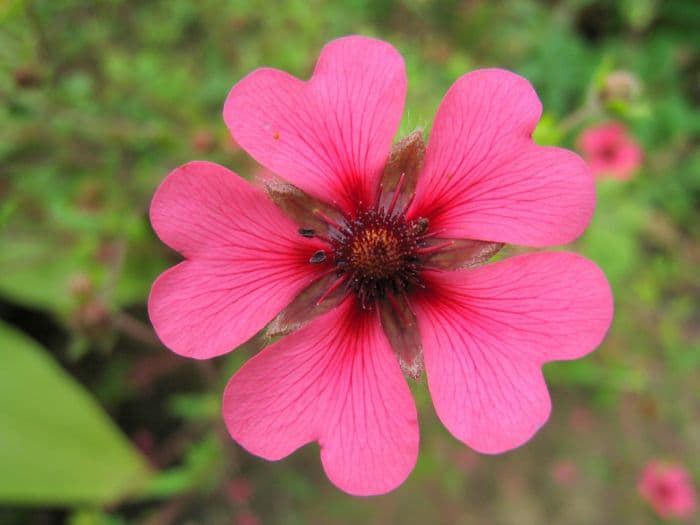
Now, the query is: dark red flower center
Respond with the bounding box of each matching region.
[268,131,503,377]
[599,144,618,161]
[297,171,439,310]
[654,480,674,502]
[330,208,427,308]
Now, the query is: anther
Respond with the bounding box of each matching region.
[414,218,429,235]
[309,250,327,264]
[386,173,405,215]
[316,274,348,305]
[416,241,453,255]
[313,209,343,230]
[298,227,315,238]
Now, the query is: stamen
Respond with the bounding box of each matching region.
[399,289,418,319]
[298,226,333,246]
[386,173,405,216]
[403,192,416,212]
[305,190,451,308]
[386,291,409,325]
[316,274,349,305]
[413,217,429,235]
[416,241,454,255]
[313,209,343,230]
[373,181,384,208]
[314,233,333,245]
[309,250,327,264]
[421,228,446,239]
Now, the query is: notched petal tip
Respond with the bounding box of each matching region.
[411,68,594,247]
[147,161,328,360]
[416,251,611,453]
[225,301,419,496]
[224,36,407,214]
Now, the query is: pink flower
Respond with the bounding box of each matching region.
[550,459,578,486]
[639,460,697,520]
[578,122,643,179]
[236,512,261,525]
[149,36,613,495]
[227,477,253,504]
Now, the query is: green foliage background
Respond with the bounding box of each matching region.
[1,0,699,524]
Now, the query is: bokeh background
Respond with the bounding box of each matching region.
[1,0,699,524]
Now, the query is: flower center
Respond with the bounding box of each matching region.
[298,170,439,310]
[349,224,402,278]
[654,480,673,501]
[599,144,617,161]
[331,208,425,307]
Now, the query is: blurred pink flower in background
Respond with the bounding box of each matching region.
[236,511,261,525]
[228,477,253,504]
[638,460,697,520]
[191,129,217,153]
[568,406,596,433]
[550,459,579,486]
[149,36,613,495]
[578,122,643,179]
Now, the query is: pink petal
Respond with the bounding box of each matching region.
[639,461,698,519]
[223,299,419,496]
[615,141,643,179]
[224,36,406,213]
[409,69,594,247]
[414,252,612,453]
[578,122,643,180]
[148,161,324,359]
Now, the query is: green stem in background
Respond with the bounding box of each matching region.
[558,103,599,136]
[113,311,162,348]
[25,0,54,84]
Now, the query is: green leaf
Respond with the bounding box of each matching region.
[0,321,152,506]
[0,234,89,313]
[0,0,24,20]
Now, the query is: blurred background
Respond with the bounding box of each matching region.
[1,0,699,524]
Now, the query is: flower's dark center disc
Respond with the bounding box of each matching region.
[349,226,404,278]
[600,145,617,161]
[331,209,424,308]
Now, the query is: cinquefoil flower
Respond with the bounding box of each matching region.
[578,121,643,180]
[149,36,613,495]
[639,460,697,520]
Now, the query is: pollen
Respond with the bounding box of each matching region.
[349,227,404,279]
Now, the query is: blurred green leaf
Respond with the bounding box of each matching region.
[0,0,24,20]
[0,235,87,313]
[68,509,128,525]
[533,113,563,145]
[0,321,152,505]
[168,393,219,422]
